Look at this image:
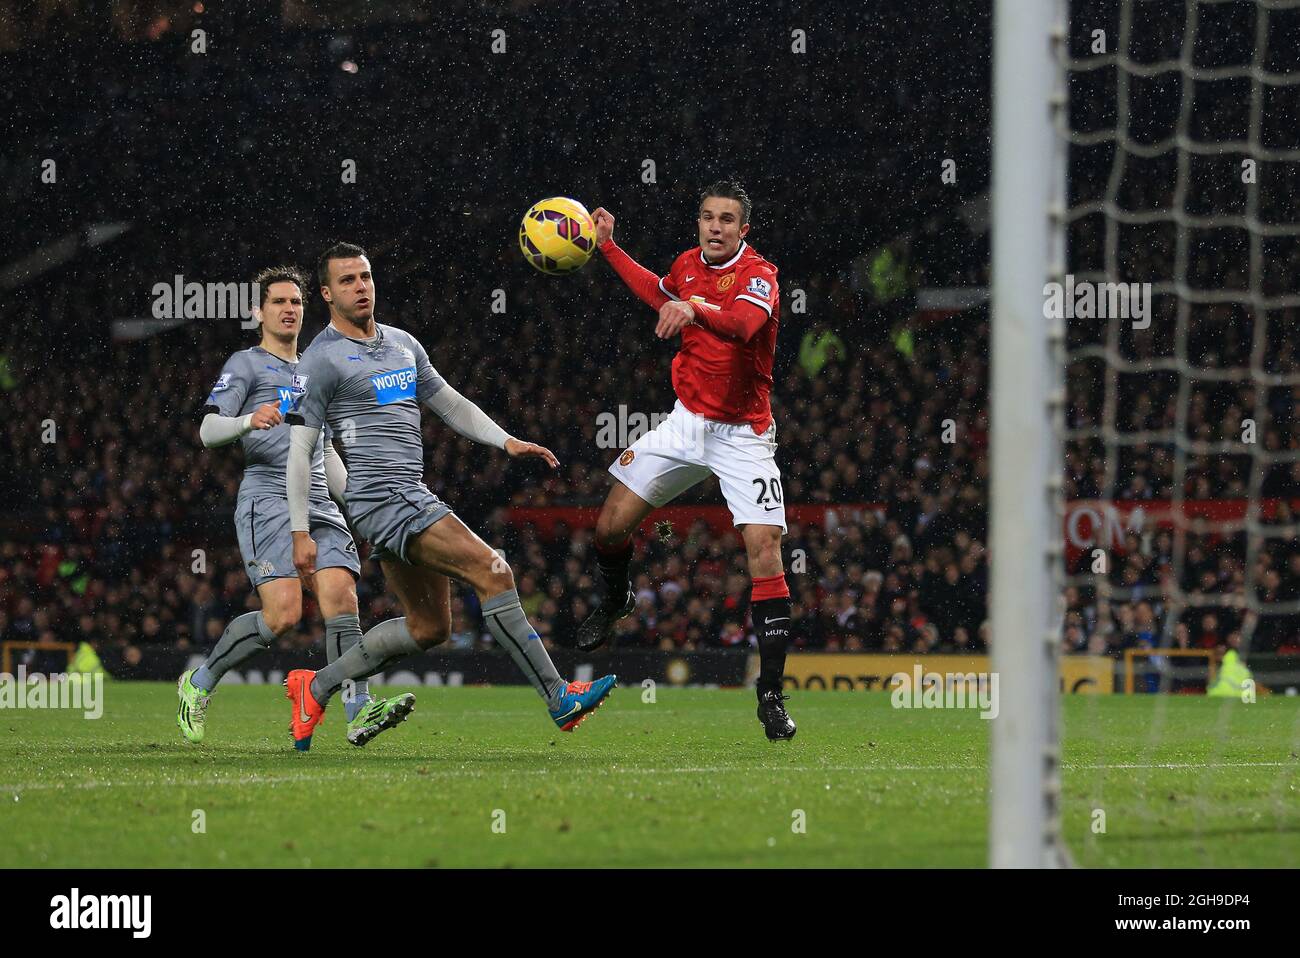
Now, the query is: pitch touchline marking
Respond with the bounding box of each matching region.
[0,760,1290,794]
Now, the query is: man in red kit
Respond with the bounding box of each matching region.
[574,179,796,741]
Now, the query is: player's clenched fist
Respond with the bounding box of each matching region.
[655,300,696,339]
[592,207,615,246]
[250,401,283,430]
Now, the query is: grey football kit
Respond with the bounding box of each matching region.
[203,346,360,587]
[188,344,370,707]
[286,321,571,709]
[286,323,459,561]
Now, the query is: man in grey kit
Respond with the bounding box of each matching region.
[178,265,416,749]
[282,243,615,748]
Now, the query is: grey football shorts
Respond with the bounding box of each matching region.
[235,495,360,588]
[347,482,453,565]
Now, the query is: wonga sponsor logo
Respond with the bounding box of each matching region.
[277,374,308,414]
[370,366,417,405]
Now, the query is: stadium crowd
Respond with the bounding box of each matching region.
[2,2,1299,668]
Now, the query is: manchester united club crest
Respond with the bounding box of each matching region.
[619,449,635,466]
[717,273,736,292]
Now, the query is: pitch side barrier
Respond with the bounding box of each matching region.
[89,646,753,688]
[24,646,1300,695]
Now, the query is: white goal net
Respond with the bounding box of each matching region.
[993,0,1300,866]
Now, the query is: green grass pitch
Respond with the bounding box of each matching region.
[1,683,1297,867]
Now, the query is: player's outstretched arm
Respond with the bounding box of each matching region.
[423,386,559,469]
[592,206,671,312]
[198,402,282,448]
[287,424,319,579]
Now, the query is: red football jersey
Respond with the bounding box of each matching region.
[661,240,780,434]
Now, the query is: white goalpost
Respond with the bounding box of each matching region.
[989,0,1072,868]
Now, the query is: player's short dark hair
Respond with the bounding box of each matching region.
[700,178,752,225]
[316,241,368,288]
[252,265,309,307]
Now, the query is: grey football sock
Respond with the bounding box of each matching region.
[482,590,565,707]
[310,617,419,706]
[324,613,370,718]
[192,611,277,692]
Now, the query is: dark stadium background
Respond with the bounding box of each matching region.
[2,0,1297,685]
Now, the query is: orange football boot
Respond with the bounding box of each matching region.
[284,669,326,751]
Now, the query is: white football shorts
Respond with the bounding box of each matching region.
[608,400,787,531]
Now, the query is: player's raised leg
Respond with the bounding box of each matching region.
[178,577,299,743]
[740,522,796,741]
[577,410,711,651]
[404,515,616,730]
[575,481,656,651]
[295,514,615,731]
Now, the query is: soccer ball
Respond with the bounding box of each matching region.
[519,197,597,274]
